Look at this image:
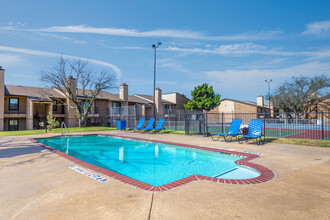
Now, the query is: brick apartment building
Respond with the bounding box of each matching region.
[0,66,189,131]
[209,95,275,115]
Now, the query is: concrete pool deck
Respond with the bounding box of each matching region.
[0,131,329,219]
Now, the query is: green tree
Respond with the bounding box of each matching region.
[39,112,60,132]
[184,83,221,111]
[273,74,330,113]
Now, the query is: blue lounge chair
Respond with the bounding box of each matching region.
[211,119,242,142]
[148,118,166,133]
[239,119,263,145]
[139,118,155,132]
[126,118,145,131]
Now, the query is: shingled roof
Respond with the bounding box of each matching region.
[4,85,65,101]
[4,84,153,105]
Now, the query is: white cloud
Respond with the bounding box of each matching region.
[203,62,330,87]
[35,32,87,45]
[0,53,25,65]
[164,43,298,56]
[302,20,330,36]
[163,43,330,60]
[158,59,190,73]
[267,58,287,65]
[0,45,122,80]
[1,25,283,41]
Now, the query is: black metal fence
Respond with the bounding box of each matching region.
[185,112,330,140]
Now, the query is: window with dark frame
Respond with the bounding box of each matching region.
[9,98,19,110]
[53,100,57,111]
[9,119,19,131]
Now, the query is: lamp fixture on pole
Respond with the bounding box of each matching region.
[265,79,272,107]
[152,41,162,121]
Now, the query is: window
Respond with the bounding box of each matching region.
[53,100,57,111]
[163,105,170,114]
[112,102,121,114]
[9,119,19,131]
[112,102,121,108]
[9,98,19,110]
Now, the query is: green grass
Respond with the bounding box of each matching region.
[264,137,330,148]
[0,127,117,137]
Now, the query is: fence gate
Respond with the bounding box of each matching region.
[185,113,208,136]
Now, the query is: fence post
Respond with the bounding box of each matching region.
[185,113,189,135]
[263,112,266,142]
[321,111,324,140]
[222,112,224,133]
[205,113,208,137]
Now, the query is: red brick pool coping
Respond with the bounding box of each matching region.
[30,134,275,192]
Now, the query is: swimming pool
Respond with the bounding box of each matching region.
[33,135,275,191]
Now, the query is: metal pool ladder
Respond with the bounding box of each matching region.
[61,122,70,137]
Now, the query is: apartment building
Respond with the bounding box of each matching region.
[0,66,190,131]
[209,95,274,114]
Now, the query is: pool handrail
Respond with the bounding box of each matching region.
[61,122,70,137]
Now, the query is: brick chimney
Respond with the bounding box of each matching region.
[155,88,163,115]
[257,95,264,107]
[66,75,77,96]
[65,76,78,127]
[0,66,4,131]
[269,98,274,117]
[119,83,128,105]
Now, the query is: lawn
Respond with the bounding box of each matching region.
[0,127,117,136]
[264,137,330,148]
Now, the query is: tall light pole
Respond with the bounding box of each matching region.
[152,41,162,121]
[265,79,272,107]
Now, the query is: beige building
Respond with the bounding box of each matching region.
[209,95,274,114]
[0,67,189,131]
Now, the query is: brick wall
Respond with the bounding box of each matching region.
[234,102,257,114]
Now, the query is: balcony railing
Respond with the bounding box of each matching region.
[4,110,27,115]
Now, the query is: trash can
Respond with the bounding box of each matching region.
[241,127,249,135]
[117,120,126,130]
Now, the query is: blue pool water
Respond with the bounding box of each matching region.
[36,135,259,186]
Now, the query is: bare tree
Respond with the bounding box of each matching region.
[41,57,116,127]
[273,74,330,116]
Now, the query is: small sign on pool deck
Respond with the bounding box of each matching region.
[69,166,90,174]
[87,173,109,182]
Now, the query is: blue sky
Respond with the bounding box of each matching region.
[0,0,330,104]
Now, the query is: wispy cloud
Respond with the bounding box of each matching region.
[0,53,25,65]
[1,25,283,41]
[267,58,287,64]
[35,32,87,45]
[204,62,330,87]
[163,43,330,60]
[158,59,190,73]
[302,20,330,36]
[164,43,298,56]
[0,45,122,80]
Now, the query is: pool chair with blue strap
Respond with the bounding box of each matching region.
[126,118,145,132]
[211,119,242,142]
[148,118,166,133]
[238,119,264,145]
[139,118,155,132]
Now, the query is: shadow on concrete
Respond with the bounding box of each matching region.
[0,146,42,158]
